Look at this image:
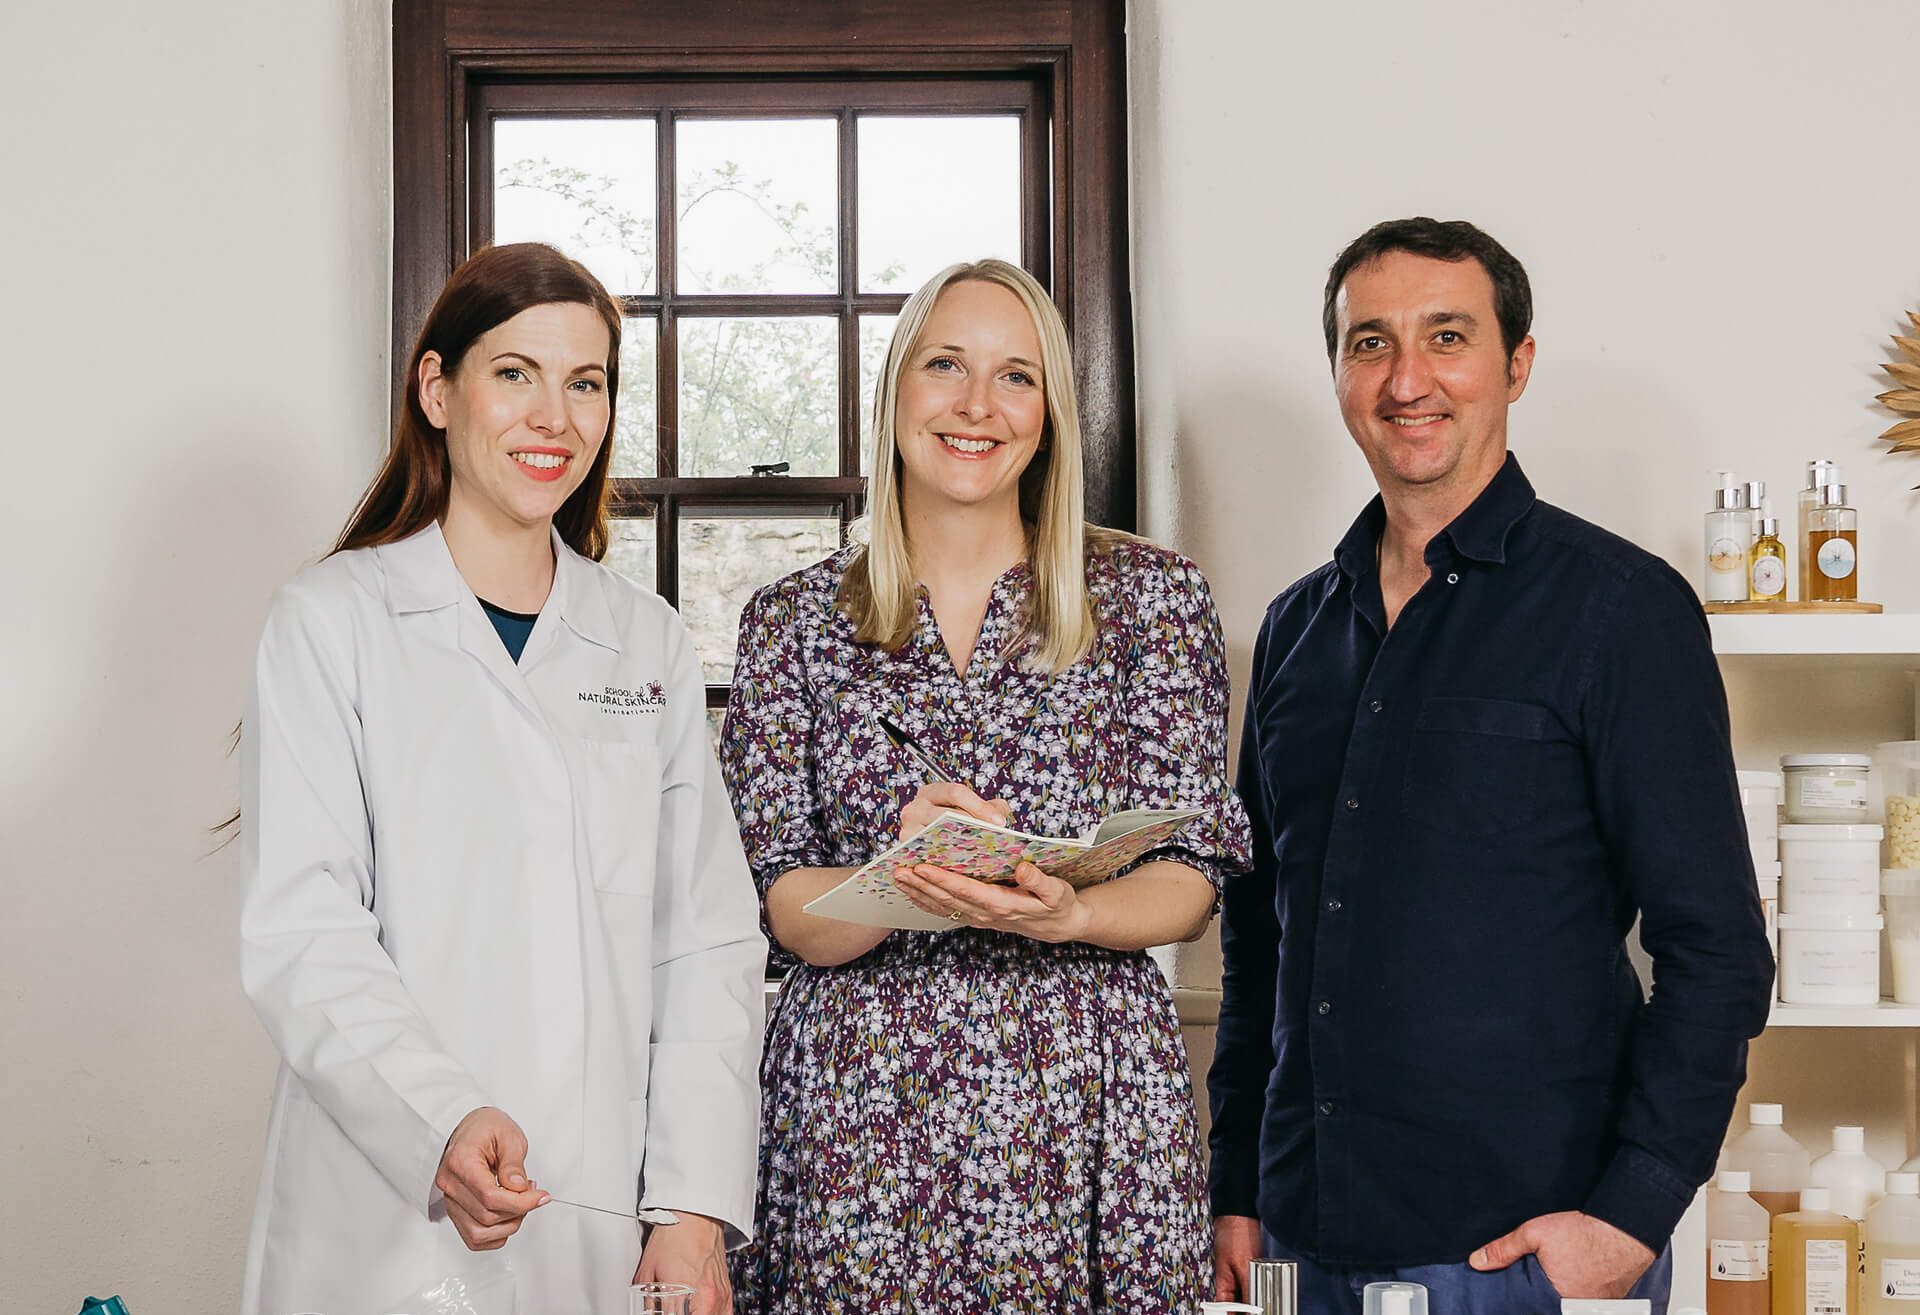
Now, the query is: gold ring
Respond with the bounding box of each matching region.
[947,910,964,922]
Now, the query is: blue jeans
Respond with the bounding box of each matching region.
[1259,1231,1673,1315]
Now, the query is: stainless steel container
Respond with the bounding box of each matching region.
[1246,1258,1299,1315]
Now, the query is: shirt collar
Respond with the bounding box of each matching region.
[375,521,621,651]
[1333,452,1537,581]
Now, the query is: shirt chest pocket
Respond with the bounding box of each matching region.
[576,738,664,895]
[1400,697,1557,838]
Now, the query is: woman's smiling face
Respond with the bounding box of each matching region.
[420,300,613,535]
[893,279,1047,519]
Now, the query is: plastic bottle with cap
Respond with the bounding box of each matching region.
[1728,1104,1814,1217]
[1362,1281,1427,1315]
[1709,1169,1772,1315]
[1772,1187,1859,1315]
[1811,1126,1887,1221]
[1866,1171,1920,1314]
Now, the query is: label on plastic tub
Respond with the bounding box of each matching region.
[1711,1238,1768,1280]
[1799,774,1869,810]
[1806,1238,1848,1313]
[1882,1259,1920,1300]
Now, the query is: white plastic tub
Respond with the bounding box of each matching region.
[1776,911,1882,1005]
[1884,870,1920,1005]
[1738,770,1781,849]
[1779,823,1884,917]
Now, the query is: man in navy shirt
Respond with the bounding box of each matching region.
[1208,218,1775,1313]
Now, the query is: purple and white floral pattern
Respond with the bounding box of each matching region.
[720,539,1252,1314]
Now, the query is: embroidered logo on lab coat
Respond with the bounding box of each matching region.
[579,682,666,715]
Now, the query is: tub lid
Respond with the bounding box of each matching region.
[1737,770,1782,789]
[1885,870,1920,896]
[1778,823,1884,840]
[1782,753,1872,768]
[1776,911,1884,930]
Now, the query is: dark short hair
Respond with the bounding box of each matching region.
[1322,218,1532,362]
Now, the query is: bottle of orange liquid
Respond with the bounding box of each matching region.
[1773,1187,1861,1315]
[1710,1169,1772,1315]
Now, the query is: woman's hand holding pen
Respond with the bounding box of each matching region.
[896,781,1009,839]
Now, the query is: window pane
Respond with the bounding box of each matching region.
[612,317,657,478]
[858,117,1020,292]
[493,118,657,296]
[603,514,657,592]
[858,313,899,476]
[677,119,838,294]
[680,514,840,682]
[677,317,838,477]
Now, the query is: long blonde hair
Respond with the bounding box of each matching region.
[838,259,1122,673]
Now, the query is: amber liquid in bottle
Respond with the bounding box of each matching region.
[1773,1207,1860,1315]
[1807,530,1859,602]
[1756,1190,1809,1217]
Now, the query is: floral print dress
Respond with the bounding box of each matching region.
[720,539,1252,1314]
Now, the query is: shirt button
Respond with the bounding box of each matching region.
[1326,898,1342,912]
[1446,571,1461,584]
[1369,699,1384,713]
[1318,1100,1337,1117]
[1345,797,1360,811]
[1317,1000,1332,1016]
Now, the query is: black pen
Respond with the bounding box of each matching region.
[877,713,963,783]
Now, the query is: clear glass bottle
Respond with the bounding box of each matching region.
[1773,1187,1860,1315]
[1799,460,1840,601]
[1708,470,1753,602]
[1808,484,1859,602]
[1866,1171,1920,1314]
[1751,500,1788,602]
[1710,1169,1773,1315]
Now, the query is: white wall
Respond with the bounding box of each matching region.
[0,2,392,1310]
[1132,1,1920,1304]
[7,1,1920,1308]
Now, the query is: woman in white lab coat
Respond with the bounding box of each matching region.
[238,242,766,1315]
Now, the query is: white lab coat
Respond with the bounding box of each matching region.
[238,522,765,1315]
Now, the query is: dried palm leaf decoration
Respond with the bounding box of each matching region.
[1881,311,1920,486]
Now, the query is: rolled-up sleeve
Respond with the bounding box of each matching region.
[1576,563,1775,1250]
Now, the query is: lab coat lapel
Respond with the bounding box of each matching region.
[376,522,550,728]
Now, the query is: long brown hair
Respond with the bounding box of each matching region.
[336,242,623,559]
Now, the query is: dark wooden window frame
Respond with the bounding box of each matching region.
[392,0,1136,538]
[469,76,1051,628]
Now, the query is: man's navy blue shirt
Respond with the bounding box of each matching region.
[1208,455,1775,1266]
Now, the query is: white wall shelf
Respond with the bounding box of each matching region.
[1710,613,1920,669]
[1767,1001,1920,1028]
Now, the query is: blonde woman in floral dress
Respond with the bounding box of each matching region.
[721,259,1251,1313]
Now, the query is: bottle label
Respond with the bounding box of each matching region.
[1800,775,1870,810]
[1818,536,1857,580]
[1806,1237,1848,1315]
[1709,536,1746,573]
[1881,1258,1920,1300]
[1711,1237,1769,1280]
[1751,556,1786,598]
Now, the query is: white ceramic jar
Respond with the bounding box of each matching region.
[1779,823,1884,917]
[1782,754,1872,824]
[1776,911,1882,1005]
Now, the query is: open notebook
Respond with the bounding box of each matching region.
[803,807,1202,932]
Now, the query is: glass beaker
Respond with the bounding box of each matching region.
[629,1283,694,1315]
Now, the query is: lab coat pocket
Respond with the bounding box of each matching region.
[1400,697,1554,838]
[578,738,664,895]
